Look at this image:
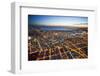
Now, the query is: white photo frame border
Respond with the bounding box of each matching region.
[11,2,96,74]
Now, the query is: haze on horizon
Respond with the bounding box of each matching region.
[28,15,88,27]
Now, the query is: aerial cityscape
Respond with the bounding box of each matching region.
[28,15,88,61]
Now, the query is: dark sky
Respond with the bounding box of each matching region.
[28,15,88,26]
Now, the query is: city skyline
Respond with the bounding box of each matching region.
[28,15,88,61]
